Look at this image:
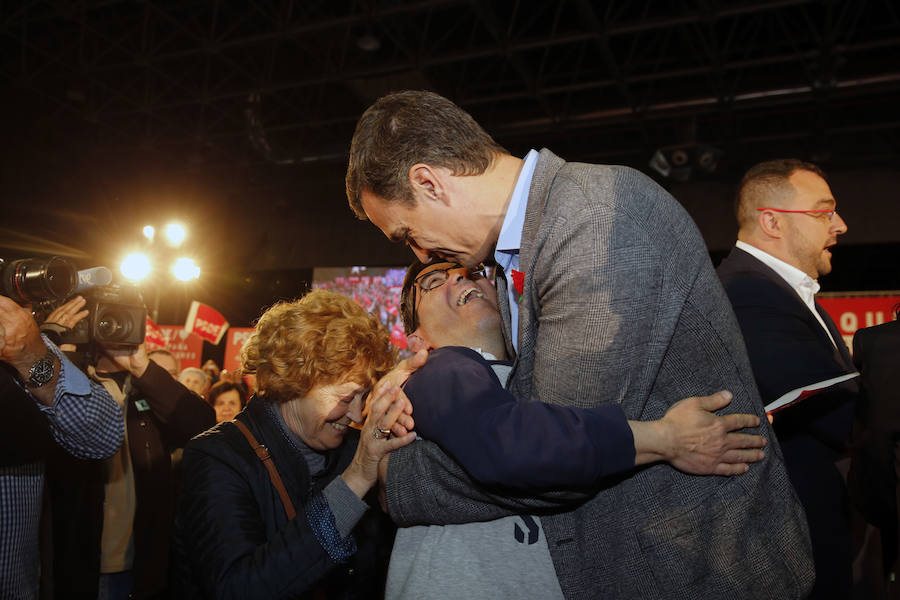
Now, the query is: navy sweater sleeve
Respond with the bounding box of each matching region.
[403,346,635,489]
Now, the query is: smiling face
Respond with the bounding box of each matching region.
[212,389,242,423]
[782,170,848,279]
[279,380,369,451]
[410,261,506,357]
[360,186,494,269]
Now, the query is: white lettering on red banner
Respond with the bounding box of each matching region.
[818,294,900,349]
[159,326,203,369]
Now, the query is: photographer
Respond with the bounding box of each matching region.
[0,294,124,600]
[48,283,216,600]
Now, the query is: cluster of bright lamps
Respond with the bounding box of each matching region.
[120,223,200,283]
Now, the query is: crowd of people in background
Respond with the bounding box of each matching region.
[313,268,412,354]
[2,89,899,600]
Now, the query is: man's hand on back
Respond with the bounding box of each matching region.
[631,390,767,475]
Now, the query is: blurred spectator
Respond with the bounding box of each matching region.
[205,380,246,423]
[178,367,210,399]
[201,359,220,386]
[147,348,179,379]
[50,341,215,600]
[0,294,123,600]
[219,369,251,405]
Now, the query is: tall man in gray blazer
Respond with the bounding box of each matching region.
[345,90,814,599]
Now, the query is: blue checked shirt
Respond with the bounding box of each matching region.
[0,336,124,600]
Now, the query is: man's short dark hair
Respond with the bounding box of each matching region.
[345,90,507,220]
[735,159,828,227]
[400,259,430,335]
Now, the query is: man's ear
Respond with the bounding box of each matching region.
[406,331,432,353]
[408,164,449,205]
[757,209,784,239]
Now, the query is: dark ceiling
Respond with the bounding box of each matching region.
[2,0,899,322]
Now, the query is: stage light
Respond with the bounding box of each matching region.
[164,223,187,247]
[648,144,722,182]
[172,257,200,281]
[143,225,155,241]
[121,253,152,281]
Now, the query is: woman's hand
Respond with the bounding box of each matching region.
[341,385,416,499]
[360,349,426,438]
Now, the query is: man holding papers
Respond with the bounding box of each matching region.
[718,159,858,599]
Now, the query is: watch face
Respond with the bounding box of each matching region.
[28,353,54,387]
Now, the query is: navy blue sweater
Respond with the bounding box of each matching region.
[403,346,635,489]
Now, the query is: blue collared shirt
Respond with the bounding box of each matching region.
[494,149,540,354]
[0,337,123,599]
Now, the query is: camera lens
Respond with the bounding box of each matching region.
[0,257,77,305]
[96,310,132,342]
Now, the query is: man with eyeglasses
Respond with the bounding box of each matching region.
[347,91,813,599]
[386,259,772,599]
[717,159,858,599]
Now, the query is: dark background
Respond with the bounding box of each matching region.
[1,0,898,330]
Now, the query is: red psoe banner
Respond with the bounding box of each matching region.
[184,301,230,345]
[223,327,255,373]
[818,293,900,349]
[144,317,168,350]
[158,326,203,369]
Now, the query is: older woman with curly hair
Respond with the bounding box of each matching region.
[174,290,416,599]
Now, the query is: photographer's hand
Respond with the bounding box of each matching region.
[0,294,59,405]
[102,343,150,378]
[45,295,89,330]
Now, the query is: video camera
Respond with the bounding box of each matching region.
[0,256,77,306]
[58,284,147,349]
[0,255,146,349]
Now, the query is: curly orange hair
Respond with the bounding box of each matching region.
[241,290,396,402]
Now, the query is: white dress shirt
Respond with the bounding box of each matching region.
[735,241,837,348]
[494,149,540,353]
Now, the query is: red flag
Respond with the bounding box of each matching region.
[144,316,167,350]
[158,326,203,369]
[224,327,255,372]
[184,301,230,345]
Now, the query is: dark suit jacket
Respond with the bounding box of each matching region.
[853,320,900,432]
[717,246,857,448]
[387,151,813,599]
[717,245,858,598]
[850,320,900,569]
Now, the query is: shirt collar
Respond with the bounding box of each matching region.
[495,149,539,255]
[736,241,821,302]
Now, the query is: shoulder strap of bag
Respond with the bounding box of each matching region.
[232,419,297,520]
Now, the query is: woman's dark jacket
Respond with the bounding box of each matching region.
[173,396,394,599]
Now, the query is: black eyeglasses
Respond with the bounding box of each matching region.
[414,263,487,292]
[406,263,487,332]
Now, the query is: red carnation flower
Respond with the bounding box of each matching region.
[511,269,525,297]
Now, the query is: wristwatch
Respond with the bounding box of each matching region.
[26,349,56,388]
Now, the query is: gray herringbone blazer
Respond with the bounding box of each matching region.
[386,149,814,599]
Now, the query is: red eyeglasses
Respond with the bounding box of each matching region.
[756,207,837,220]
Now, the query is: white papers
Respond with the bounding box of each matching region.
[764,372,860,414]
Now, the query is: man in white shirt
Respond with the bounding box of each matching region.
[717,158,857,599]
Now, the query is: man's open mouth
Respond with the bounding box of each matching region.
[457,287,485,306]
